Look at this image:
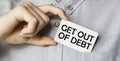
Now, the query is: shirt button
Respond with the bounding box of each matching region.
[55,0,61,3]
[68,5,73,10]
[54,22,60,27]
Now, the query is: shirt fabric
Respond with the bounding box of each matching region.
[0,0,120,61]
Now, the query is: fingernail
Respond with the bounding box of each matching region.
[21,29,33,34]
[20,33,35,37]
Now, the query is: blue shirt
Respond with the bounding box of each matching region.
[0,0,120,61]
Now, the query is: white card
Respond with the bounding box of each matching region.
[54,19,98,52]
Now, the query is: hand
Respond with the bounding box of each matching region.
[0,2,67,46]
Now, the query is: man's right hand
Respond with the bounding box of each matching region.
[0,2,67,46]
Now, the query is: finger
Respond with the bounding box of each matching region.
[17,6,38,37]
[27,36,57,46]
[27,2,50,23]
[26,2,49,34]
[23,3,45,34]
[21,4,44,36]
[38,4,68,20]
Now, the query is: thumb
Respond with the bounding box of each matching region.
[27,36,57,46]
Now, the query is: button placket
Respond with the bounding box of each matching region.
[65,4,74,15]
[55,0,61,3]
[68,5,73,10]
[66,0,86,15]
[54,22,60,27]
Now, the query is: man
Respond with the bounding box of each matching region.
[0,0,120,61]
